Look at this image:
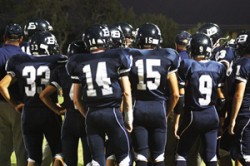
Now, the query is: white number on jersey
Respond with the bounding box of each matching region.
[198,75,212,106]
[135,59,161,90]
[82,62,113,97]
[23,66,50,96]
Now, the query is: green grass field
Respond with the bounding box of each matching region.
[11,140,84,165]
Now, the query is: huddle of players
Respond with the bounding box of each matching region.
[1,18,250,166]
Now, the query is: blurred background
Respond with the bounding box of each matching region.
[1,0,249,54]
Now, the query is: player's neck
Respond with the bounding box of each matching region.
[90,48,106,54]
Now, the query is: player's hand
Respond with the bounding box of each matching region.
[125,123,133,133]
[15,103,24,113]
[173,113,180,139]
[228,121,235,135]
[124,109,133,133]
[174,123,180,139]
[217,126,223,139]
[57,108,66,115]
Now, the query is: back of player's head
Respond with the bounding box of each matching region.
[24,18,53,38]
[108,25,125,48]
[235,30,250,56]
[83,24,111,51]
[114,22,135,39]
[4,23,23,41]
[67,40,87,57]
[175,30,191,46]
[135,22,162,49]
[30,31,59,56]
[197,23,223,47]
[190,32,212,59]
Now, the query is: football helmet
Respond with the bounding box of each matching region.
[24,18,53,38]
[114,23,135,39]
[190,32,212,59]
[30,31,59,56]
[108,25,125,48]
[67,40,87,57]
[83,24,111,50]
[135,22,162,48]
[234,31,250,56]
[198,23,223,46]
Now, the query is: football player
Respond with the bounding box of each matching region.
[66,24,133,166]
[198,23,238,166]
[108,25,125,49]
[20,18,53,55]
[174,32,226,166]
[0,31,66,166]
[228,31,250,166]
[114,22,135,48]
[128,22,180,166]
[39,40,92,166]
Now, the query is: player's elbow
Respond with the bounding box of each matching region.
[39,94,45,103]
[39,91,48,103]
[123,90,131,98]
[0,83,6,94]
[172,92,180,102]
[73,97,80,109]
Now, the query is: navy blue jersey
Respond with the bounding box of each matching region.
[66,48,132,108]
[5,53,67,107]
[230,57,250,116]
[50,63,75,110]
[178,50,189,60]
[128,48,180,101]
[178,59,226,111]
[213,46,236,76]
[19,41,31,55]
[0,44,25,101]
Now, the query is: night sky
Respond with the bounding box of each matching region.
[121,0,250,26]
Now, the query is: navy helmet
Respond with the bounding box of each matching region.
[83,24,111,50]
[235,30,250,56]
[108,25,125,48]
[30,31,59,56]
[190,32,212,59]
[24,18,53,38]
[67,40,87,57]
[135,22,162,48]
[198,23,223,46]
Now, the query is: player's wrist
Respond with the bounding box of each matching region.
[124,109,133,125]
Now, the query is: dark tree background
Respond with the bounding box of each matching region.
[0,0,243,53]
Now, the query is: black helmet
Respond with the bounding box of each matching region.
[235,30,250,56]
[67,40,87,57]
[24,18,53,38]
[115,22,135,38]
[83,24,111,50]
[135,22,162,48]
[190,32,212,59]
[30,31,59,56]
[198,23,223,46]
[108,25,125,48]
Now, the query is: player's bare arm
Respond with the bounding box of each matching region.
[40,84,66,115]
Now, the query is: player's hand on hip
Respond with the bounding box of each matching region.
[15,103,24,113]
